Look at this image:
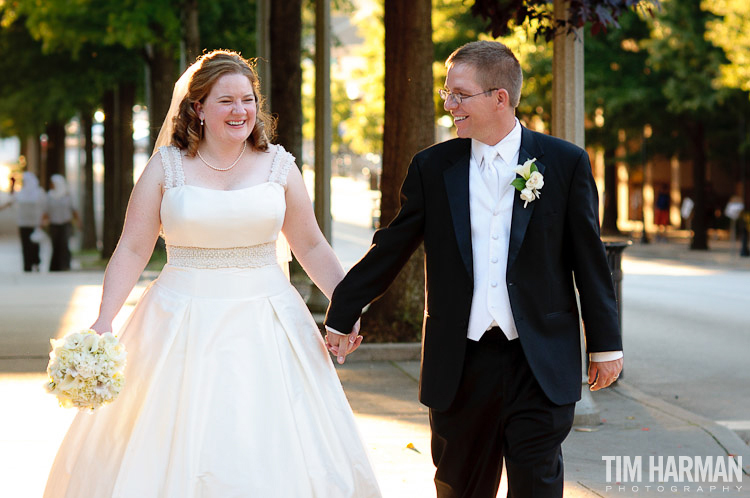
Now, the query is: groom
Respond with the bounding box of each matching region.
[325,40,623,497]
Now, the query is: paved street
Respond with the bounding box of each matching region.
[621,246,750,444]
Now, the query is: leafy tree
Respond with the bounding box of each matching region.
[644,0,732,250]
[583,10,668,234]
[360,0,433,342]
[0,9,137,179]
[702,0,750,210]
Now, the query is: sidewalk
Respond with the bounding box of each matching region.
[1,207,748,497]
[609,230,750,271]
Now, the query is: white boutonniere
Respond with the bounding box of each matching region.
[511,158,543,208]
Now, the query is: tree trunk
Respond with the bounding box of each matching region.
[103,89,118,257]
[600,145,620,235]
[118,84,135,229]
[687,121,708,250]
[270,0,302,164]
[81,110,98,250]
[363,0,434,342]
[148,46,178,153]
[44,121,67,189]
[24,135,42,177]
[183,0,201,63]
[102,84,136,258]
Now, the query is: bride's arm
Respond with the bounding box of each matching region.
[90,156,164,335]
[282,164,345,298]
[281,165,363,362]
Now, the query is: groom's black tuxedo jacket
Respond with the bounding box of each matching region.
[326,127,621,411]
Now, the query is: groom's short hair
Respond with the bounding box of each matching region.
[446,41,523,108]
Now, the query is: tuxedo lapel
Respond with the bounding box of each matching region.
[508,128,546,270]
[443,151,473,282]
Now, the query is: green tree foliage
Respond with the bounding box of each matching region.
[585,11,661,150]
[200,0,258,59]
[0,9,137,139]
[702,0,750,95]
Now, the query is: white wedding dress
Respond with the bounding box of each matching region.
[44,145,381,498]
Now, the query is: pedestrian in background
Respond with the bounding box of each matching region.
[654,183,670,242]
[14,172,47,272]
[45,174,78,271]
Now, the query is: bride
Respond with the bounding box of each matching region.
[44,49,381,498]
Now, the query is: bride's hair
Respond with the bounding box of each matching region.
[171,50,276,156]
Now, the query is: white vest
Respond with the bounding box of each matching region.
[466,140,520,342]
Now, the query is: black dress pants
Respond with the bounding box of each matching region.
[18,226,40,272]
[49,222,72,271]
[429,328,576,498]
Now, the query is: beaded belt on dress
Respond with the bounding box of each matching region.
[166,242,277,269]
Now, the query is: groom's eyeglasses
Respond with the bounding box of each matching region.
[438,88,498,105]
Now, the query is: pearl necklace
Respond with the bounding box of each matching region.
[196,142,247,172]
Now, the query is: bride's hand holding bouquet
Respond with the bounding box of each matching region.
[45,321,127,411]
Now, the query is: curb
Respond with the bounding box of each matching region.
[612,381,750,474]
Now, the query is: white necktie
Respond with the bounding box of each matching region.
[482,149,500,200]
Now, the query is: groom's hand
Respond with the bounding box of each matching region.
[325,319,363,364]
[588,358,623,391]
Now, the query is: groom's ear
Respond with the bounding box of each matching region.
[496,88,510,109]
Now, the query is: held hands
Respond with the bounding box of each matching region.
[325,319,364,364]
[588,358,623,391]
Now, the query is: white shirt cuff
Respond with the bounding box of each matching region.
[589,351,623,362]
[325,326,347,336]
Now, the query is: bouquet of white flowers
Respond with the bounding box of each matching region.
[45,329,127,411]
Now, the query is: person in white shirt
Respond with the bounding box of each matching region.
[13,172,47,272]
[325,40,622,498]
[45,174,78,271]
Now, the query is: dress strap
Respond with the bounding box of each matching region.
[268,145,296,188]
[159,145,186,189]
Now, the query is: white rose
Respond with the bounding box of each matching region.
[520,188,536,206]
[526,171,544,190]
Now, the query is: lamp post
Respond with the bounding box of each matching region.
[640,124,652,244]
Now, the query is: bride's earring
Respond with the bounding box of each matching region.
[200,118,204,126]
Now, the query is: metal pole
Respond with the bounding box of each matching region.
[641,128,650,244]
[314,0,332,242]
[552,0,600,427]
